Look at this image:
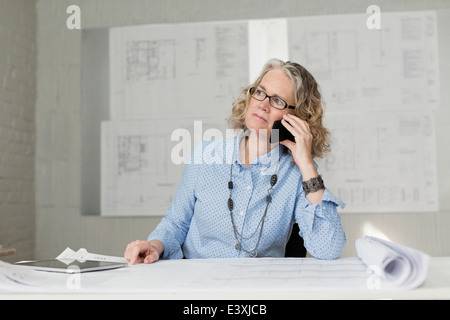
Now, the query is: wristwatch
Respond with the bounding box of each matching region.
[302,176,325,195]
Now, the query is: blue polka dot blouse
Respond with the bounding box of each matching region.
[148,131,346,260]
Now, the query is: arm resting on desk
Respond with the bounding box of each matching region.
[294,187,346,260]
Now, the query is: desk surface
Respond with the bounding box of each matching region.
[1,257,450,300]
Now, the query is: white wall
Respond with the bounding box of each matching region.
[34,0,450,260]
[0,0,36,263]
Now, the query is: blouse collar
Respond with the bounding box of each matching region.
[232,130,282,174]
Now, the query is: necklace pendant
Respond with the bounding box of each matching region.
[270,174,278,187]
[227,198,234,211]
[235,243,241,250]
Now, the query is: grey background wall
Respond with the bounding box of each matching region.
[1,0,449,262]
[0,0,36,263]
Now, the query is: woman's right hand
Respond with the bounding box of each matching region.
[124,240,164,265]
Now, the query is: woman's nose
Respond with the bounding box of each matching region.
[257,97,271,112]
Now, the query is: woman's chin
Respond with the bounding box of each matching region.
[247,126,270,136]
[245,120,270,134]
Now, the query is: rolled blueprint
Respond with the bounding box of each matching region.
[355,236,430,289]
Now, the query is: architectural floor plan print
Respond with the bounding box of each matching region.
[101,120,184,216]
[288,11,439,111]
[126,39,175,82]
[316,112,438,213]
[110,21,249,120]
[101,118,226,216]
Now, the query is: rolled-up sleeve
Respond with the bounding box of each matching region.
[294,184,346,260]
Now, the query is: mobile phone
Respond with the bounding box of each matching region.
[270,120,295,144]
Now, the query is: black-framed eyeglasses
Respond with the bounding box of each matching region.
[249,87,295,110]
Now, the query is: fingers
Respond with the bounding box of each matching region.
[282,114,309,136]
[279,136,296,150]
[282,114,312,141]
[124,240,155,265]
[124,241,138,264]
[144,250,160,264]
[280,114,314,162]
[279,117,296,151]
[129,245,145,265]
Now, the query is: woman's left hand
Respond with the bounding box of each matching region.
[279,114,316,179]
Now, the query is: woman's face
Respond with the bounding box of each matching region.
[245,69,296,136]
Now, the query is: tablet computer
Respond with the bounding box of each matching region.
[16,259,128,273]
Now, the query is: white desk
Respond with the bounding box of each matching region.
[1,257,449,300]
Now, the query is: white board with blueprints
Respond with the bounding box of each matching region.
[103,20,250,216]
[101,11,439,216]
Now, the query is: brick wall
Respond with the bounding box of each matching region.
[0,0,36,262]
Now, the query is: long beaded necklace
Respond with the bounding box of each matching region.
[227,138,280,257]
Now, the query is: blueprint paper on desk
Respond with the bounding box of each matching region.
[355,236,430,289]
[0,239,430,293]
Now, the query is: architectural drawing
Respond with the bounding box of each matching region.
[288,11,439,110]
[288,11,439,213]
[101,118,227,216]
[101,120,183,216]
[126,39,175,81]
[316,112,438,213]
[117,135,145,175]
[110,21,248,120]
[103,12,439,216]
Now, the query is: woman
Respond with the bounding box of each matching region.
[124,59,346,264]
